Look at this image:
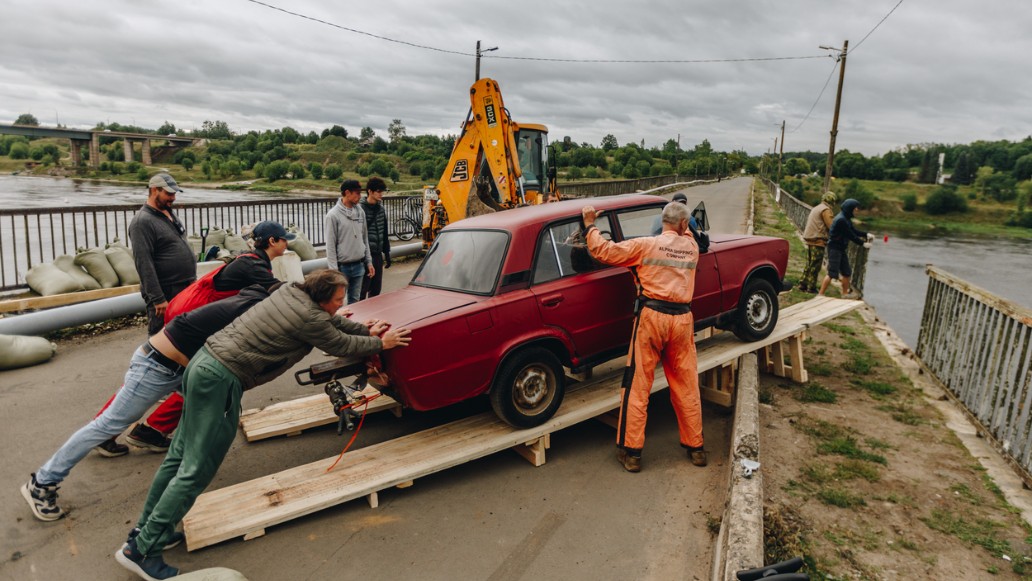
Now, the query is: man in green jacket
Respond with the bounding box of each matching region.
[116,269,412,580]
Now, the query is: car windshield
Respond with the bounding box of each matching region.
[412,230,509,294]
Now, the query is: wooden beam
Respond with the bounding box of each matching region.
[0,285,140,314]
[239,387,399,442]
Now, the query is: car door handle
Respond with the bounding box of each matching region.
[540,295,564,307]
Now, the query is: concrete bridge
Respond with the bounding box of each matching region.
[0,123,199,168]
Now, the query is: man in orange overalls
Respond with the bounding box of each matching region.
[582,201,706,472]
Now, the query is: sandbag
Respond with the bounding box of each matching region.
[53,255,102,291]
[205,228,227,248]
[223,231,250,253]
[105,246,140,286]
[25,263,84,296]
[74,247,120,288]
[0,334,57,370]
[106,237,133,258]
[286,225,318,260]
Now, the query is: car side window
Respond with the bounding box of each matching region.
[532,216,611,284]
[618,207,665,239]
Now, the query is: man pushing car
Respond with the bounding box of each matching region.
[581,202,706,473]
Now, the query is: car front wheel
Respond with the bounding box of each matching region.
[733,278,779,342]
[490,347,565,428]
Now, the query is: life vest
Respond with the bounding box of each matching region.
[164,253,259,323]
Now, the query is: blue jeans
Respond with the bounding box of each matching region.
[338,261,365,305]
[36,348,183,485]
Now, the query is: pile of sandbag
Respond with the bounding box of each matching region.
[286,224,318,260]
[24,240,140,296]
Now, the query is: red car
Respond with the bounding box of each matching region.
[348,194,788,427]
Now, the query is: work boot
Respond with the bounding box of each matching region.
[94,436,129,458]
[127,527,186,551]
[616,448,641,473]
[842,290,862,300]
[116,537,180,580]
[21,473,64,522]
[126,424,171,453]
[687,447,708,467]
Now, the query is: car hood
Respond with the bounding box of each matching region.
[347,286,478,327]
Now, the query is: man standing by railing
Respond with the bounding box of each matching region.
[360,177,391,299]
[800,191,837,294]
[130,173,196,335]
[325,179,373,304]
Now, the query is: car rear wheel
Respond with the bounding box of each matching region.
[490,347,565,428]
[733,278,779,342]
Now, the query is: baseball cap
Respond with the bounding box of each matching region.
[252,220,297,241]
[672,193,688,203]
[340,179,362,193]
[149,173,184,194]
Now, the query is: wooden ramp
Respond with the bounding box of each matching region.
[184,296,860,551]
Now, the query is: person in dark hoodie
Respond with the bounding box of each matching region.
[360,176,392,299]
[819,198,872,299]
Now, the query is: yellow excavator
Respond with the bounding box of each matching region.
[421,77,559,248]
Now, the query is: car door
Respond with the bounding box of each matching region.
[530,216,636,363]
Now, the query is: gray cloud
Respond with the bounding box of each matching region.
[1,0,1028,156]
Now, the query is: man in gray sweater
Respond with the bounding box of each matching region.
[129,173,197,335]
[325,179,374,304]
[116,269,411,580]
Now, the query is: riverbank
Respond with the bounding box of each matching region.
[753,182,1032,579]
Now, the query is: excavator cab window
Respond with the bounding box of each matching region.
[516,128,546,192]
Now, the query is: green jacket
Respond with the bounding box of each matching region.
[204,283,382,390]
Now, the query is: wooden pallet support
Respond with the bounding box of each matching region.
[512,435,550,467]
[242,529,265,542]
[595,410,620,429]
[367,491,378,508]
[700,359,737,407]
[239,387,400,442]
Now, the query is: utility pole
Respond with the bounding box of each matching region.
[822,40,849,192]
[475,41,498,81]
[777,120,785,183]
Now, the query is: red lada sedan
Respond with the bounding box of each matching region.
[348,194,788,427]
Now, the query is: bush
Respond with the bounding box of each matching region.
[901,194,917,212]
[309,162,323,180]
[29,146,45,160]
[136,167,149,180]
[109,162,124,176]
[264,159,290,181]
[99,161,110,171]
[223,159,242,178]
[126,161,142,173]
[8,142,29,159]
[288,162,306,180]
[842,179,876,210]
[356,163,371,176]
[252,161,265,178]
[925,185,968,215]
[884,168,908,182]
[567,166,583,180]
[324,164,343,180]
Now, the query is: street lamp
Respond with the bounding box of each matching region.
[475,41,498,81]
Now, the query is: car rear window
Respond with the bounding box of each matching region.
[617,206,664,238]
[413,230,508,294]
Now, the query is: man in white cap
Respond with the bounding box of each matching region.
[130,173,196,336]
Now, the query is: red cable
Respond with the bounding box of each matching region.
[326,393,382,472]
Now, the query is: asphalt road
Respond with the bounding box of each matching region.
[1,177,752,581]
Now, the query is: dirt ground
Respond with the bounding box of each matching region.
[753,185,1032,580]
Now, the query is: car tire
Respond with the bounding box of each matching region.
[490,347,565,428]
[733,278,779,342]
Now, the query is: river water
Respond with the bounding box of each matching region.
[863,234,1031,348]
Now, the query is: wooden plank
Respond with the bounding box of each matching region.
[786,335,808,383]
[0,284,140,313]
[512,436,548,466]
[239,387,400,442]
[184,296,862,551]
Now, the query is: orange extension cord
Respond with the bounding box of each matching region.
[326,392,382,472]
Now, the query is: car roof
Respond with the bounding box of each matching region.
[447,193,668,231]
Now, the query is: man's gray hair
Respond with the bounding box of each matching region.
[661,202,691,226]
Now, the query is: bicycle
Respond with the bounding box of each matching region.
[392,197,423,241]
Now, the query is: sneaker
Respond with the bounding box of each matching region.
[115,537,180,581]
[21,473,64,522]
[842,291,862,300]
[94,437,129,458]
[127,527,185,551]
[687,447,708,467]
[126,424,171,453]
[615,448,641,473]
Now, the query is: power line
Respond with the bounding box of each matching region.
[789,59,839,134]
[849,0,905,54]
[242,0,828,64]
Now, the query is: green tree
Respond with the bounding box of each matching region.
[784,157,811,176]
[842,179,876,209]
[288,162,305,179]
[198,120,232,140]
[252,161,265,178]
[324,164,344,180]
[323,125,348,139]
[136,167,150,180]
[14,113,39,126]
[925,184,968,214]
[621,164,639,179]
[360,127,375,140]
[388,119,406,143]
[264,160,290,181]
[157,121,177,135]
[309,162,323,180]
[29,146,45,160]
[224,159,242,177]
[951,151,977,185]
[1013,154,1032,181]
[181,157,194,171]
[600,134,618,151]
[917,149,939,184]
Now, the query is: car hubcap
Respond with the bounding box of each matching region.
[513,365,553,412]
[746,293,771,329]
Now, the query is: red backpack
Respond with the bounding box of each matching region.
[164,253,258,323]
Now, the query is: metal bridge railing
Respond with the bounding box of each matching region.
[916,266,1032,481]
[0,195,423,292]
[558,174,715,198]
[760,179,869,294]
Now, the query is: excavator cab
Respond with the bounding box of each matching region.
[515,125,548,198]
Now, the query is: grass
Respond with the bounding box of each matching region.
[798,382,838,403]
[817,435,888,464]
[921,509,1013,557]
[809,361,834,376]
[852,378,898,398]
[817,487,866,508]
[823,322,856,336]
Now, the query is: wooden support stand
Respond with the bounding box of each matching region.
[761,334,808,383]
[239,387,400,442]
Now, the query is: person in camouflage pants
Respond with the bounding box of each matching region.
[800,191,837,293]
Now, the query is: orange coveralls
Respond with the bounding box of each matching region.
[586,227,702,454]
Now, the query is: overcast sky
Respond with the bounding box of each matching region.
[1,0,1028,157]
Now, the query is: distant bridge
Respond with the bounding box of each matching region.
[0,123,199,168]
